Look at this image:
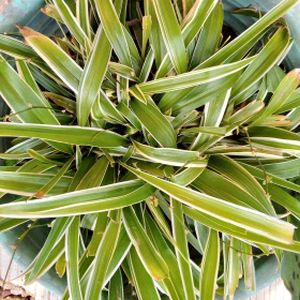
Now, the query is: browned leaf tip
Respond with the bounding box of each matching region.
[288,68,300,83]
[16,26,42,39]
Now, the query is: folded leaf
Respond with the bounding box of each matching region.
[133,141,207,167]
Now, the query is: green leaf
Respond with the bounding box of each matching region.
[231,27,292,104]
[225,237,241,299]
[0,171,71,196]
[127,248,161,300]
[199,229,220,300]
[0,122,127,148]
[94,0,141,73]
[181,0,218,47]
[76,156,109,190]
[151,0,187,74]
[208,155,275,215]
[0,56,72,153]
[171,199,196,300]
[122,164,295,244]
[85,211,122,300]
[66,216,83,300]
[92,91,126,125]
[16,60,45,99]
[241,162,300,194]
[190,1,223,67]
[20,27,82,93]
[87,212,109,257]
[278,89,300,113]
[251,69,300,125]
[44,92,76,114]
[77,26,111,126]
[25,217,74,284]
[226,101,264,126]
[0,180,155,218]
[123,206,170,281]
[133,141,207,167]
[191,89,230,150]
[156,0,218,77]
[0,33,40,61]
[55,252,66,278]
[248,126,300,153]
[108,62,136,80]
[29,237,65,283]
[137,57,253,94]
[155,0,217,78]
[103,226,132,287]
[53,0,90,50]
[76,0,91,40]
[262,159,300,179]
[108,269,124,300]
[268,185,300,220]
[145,212,185,300]
[183,206,300,254]
[281,217,300,299]
[0,218,28,233]
[159,75,236,114]
[182,0,195,16]
[198,0,299,68]
[35,157,73,197]
[64,229,131,300]
[142,16,152,59]
[139,49,154,82]
[171,168,204,186]
[240,242,256,291]
[0,56,58,125]
[192,168,270,213]
[131,99,177,148]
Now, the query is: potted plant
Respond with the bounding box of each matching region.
[1,0,300,299]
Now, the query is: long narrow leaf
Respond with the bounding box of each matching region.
[151,0,187,74]
[133,141,207,167]
[66,216,83,300]
[94,0,141,73]
[123,207,169,281]
[199,229,220,300]
[0,122,127,148]
[0,181,154,218]
[20,27,82,92]
[122,164,295,244]
[131,99,177,148]
[137,58,253,94]
[85,211,122,300]
[198,0,299,68]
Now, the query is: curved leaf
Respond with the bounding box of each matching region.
[123,164,295,244]
[0,180,154,218]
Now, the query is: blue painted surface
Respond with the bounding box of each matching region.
[0,0,44,32]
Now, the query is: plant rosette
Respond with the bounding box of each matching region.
[0,0,300,299]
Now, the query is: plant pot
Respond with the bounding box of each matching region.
[0,0,44,32]
[0,0,66,295]
[0,0,299,298]
[224,0,300,68]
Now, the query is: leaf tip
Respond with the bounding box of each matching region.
[18,26,41,39]
[288,69,300,84]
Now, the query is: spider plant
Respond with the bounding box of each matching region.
[0,0,300,299]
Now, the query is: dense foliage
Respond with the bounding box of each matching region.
[0,0,300,299]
